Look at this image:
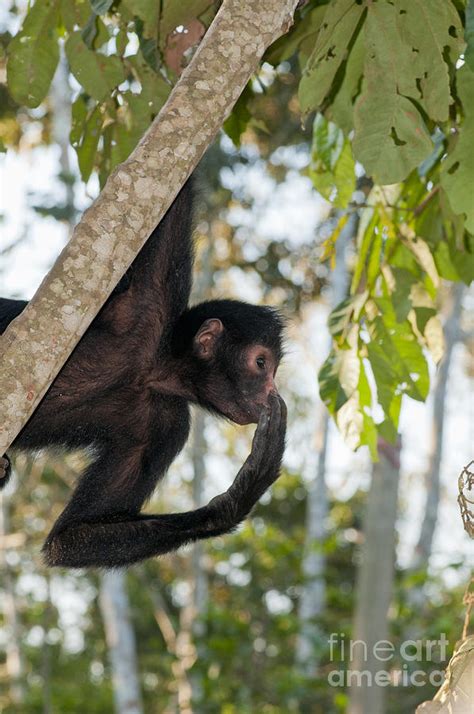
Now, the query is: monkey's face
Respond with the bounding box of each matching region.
[191,316,283,425]
[230,343,280,424]
[198,342,280,425]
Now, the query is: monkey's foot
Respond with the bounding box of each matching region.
[0,455,11,490]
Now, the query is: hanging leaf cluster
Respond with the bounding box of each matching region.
[264,0,474,454]
[7,0,215,185]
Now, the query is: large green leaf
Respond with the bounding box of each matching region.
[353,2,432,183]
[441,67,474,234]
[7,0,60,108]
[466,0,474,71]
[397,0,463,121]
[60,0,90,31]
[328,28,365,134]
[65,32,126,101]
[370,299,430,402]
[127,52,171,112]
[122,0,159,38]
[71,98,103,182]
[265,6,326,66]
[298,0,364,117]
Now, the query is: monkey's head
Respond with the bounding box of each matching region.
[173,300,284,424]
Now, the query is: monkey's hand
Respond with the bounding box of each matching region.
[207,392,287,529]
[0,455,12,490]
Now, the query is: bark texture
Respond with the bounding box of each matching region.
[0,0,299,455]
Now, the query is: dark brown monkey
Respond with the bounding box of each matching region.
[0,180,287,568]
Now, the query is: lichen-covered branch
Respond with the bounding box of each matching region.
[0,0,299,454]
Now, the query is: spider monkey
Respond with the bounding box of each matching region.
[0,178,287,569]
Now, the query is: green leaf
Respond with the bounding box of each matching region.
[391,268,417,322]
[370,301,430,402]
[465,0,474,71]
[327,297,353,338]
[366,232,382,289]
[122,0,159,39]
[329,28,365,134]
[312,113,343,170]
[319,346,359,415]
[81,13,99,48]
[309,114,355,208]
[298,0,365,117]
[127,52,170,112]
[353,2,432,183]
[60,0,90,31]
[433,239,460,281]
[71,98,103,182]
[65,31,126,101]
[351,209,378,293]
[358,361,378,460]
[413,306,436,335]
[7,0,60,108]
[158,0,212,45]
[441,67,474,234]
[90,0,114,14]
[109,91,156,169]
[223,85,253,147]
[265,6,326,66]
[397,0,464,121]
[403,236,440,288]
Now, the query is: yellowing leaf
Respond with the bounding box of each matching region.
[424,316,445,364]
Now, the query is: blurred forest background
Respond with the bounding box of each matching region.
[1,1,473,713]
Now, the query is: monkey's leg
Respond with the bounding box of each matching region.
[43,395,286,569]
[0,455,12,490]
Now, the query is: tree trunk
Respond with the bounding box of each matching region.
[296,212,356,671]
[0,0,300,456]
[99,570,143,714]
[348,439,401,714]
[411,283,464,569]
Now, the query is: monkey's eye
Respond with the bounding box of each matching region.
[256,357,266,370]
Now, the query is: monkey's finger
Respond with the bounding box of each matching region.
[277,395,288,424]
[249,404,272,453]
[263,392,283,443]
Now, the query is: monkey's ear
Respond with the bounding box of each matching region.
[194,319,224,359]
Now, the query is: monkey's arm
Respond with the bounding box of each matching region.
[43,394,286,569]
